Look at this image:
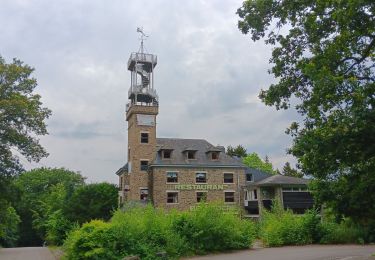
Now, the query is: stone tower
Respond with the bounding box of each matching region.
[123,29,158,202]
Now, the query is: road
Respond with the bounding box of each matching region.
[188,245,375,260]
[0,247,55,260]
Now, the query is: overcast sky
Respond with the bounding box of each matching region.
[1,0,300,184]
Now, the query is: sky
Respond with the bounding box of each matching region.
[1,0,300,184]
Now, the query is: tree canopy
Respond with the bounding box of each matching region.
[282,162,303,178]
[226,145,247,158]
[243,152,275,174]
[64,183,118,225]
[0,56,51,175]
[237,0,375,223]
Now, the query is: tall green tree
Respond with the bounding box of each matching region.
[282,162,303,178]
[226,145,247,158]
[243,152,275,174]
[64,183,118,225]
[14,168,85,246]
[0,56,51,175]
[237,0,375,223]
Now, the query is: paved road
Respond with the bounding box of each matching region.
[188,245,375,260]
[0,247,55,260]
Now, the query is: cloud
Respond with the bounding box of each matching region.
[1,0,300,182]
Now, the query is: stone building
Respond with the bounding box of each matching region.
[116,42,314,215]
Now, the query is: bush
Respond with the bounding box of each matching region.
[259,201,320,247]
[172,203,255,254]
[63,203,256,259]
[319,220,365,244]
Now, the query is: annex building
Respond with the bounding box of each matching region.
[116,42,314,216]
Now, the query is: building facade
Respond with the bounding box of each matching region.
[116,44,314,215]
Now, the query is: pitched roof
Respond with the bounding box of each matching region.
[251,174,309,186]
[152,138,244,167]
[245,167,272,182]
[115,163,128,176]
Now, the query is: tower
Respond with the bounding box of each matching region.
[124,28,158,202]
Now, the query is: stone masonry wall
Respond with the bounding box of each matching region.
[150,167,246,210]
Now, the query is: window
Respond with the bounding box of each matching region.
[224,173,234,183]
[163,150,172,159]
[211,152,219,160]
[196,192,207,202]
[246,189,258,200]
[224,192,235,203]
[140,160,148,171]
[166,172,178,183]
[119,176,123,189]
[141,132,149,143]
[196,172,207,183]
[140,188,148,201]
[246,173,253,182]
[167,192,178,203]
[187,151,196,159]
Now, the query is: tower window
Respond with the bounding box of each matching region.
[196,172,207,183]
[140,188,148,201]
[140,160,148,171]
[141,133,149,143]
[187,151,196,159]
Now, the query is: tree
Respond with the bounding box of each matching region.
[237,1,375,224]
[0,56,51,175]
[14,168,85,246]
[243,152,275,174]
[226,145,247,158]
[282,162,303,178]
[64,183,118,225]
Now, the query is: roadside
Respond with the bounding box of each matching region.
[185,244,375,260]
[0,247,55,260]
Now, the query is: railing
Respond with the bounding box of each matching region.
[128,52,157,68]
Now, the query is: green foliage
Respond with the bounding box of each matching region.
[226,145,247,158]
[237,0,375,223]
[0,203,21,247]
[243,152,275,174]
[0,56,51,176]
[282,162,303,178]
[259,202,367,246]
[45,210,76,246]
[64,183,118,225]
[64,203,256,260]
[14,167,84,246]
[172,203,255,254]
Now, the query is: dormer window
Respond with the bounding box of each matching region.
[162,150,172,159]
[187,151,196,160]
[211,152,219,160]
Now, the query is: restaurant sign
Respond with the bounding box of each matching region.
[171,184,228,190]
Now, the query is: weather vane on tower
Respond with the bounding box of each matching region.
[137,27,148,54]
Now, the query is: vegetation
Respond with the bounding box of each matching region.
[64,182,118,224]
[237,0,375,231]
[0,55,51,246]
[259,202,368,247]
[63,203,256,260]
[226,145,247,158]
[282,162,303,178]
[243,152,275,174]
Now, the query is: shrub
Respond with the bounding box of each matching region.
[319,219,365,244]
[63,203,256,259]
[172,203,255,254]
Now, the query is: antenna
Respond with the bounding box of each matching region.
[137,27,148,53]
